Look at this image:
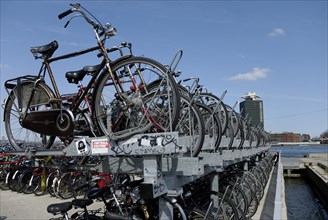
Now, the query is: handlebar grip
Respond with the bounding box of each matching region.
[58,9,73,19]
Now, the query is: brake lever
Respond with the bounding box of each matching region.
[64,20,70,28]
[63,14,82,28]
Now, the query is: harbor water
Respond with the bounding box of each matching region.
[271,144,328,158]
[270,145,328,220]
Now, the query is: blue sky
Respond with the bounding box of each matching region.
[0,1,327,138]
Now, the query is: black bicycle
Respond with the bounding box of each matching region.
[3,3,180,151]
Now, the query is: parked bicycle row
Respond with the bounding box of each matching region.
[0,154,107,198]
[2,3,270,157]
[218,153,275,219]
[0,151,275,219]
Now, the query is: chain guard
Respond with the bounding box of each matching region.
[21,109,74,136]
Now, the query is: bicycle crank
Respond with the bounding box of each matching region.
[20,109,74,136]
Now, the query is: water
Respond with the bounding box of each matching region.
[285,178,328,220]
[270,145,328,158]
[270,145,328,219]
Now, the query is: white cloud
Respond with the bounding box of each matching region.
[229,67,270,81]
[268,28,286,37]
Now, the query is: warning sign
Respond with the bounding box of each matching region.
[91,139,110,154]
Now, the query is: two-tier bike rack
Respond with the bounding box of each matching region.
[8,131,270,219]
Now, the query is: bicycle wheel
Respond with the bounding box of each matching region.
[218,119,234,150]
[93,56,180,140]
[174,208,216,220]
[197,93,228,135]
[0,168,9,190]
[219,181,249,216]
[57,172,74,199]
[72,171,90,199]
[176,94,205,157]
[19,170,35,194]
[46,169,59,197]
[6,169,19,191]
[195,102,222,152]
[222,173,259,217]
[4,81,56,151]
[225,105,240,138]
[236,117,245,149]
[9,168,27,192]
[189,190,240,220]
[239,174,260,218]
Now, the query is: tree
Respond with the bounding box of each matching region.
[320,130,328,138]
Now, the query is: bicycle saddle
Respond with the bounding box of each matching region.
[66,69,87,84]
[84,64,101,74]
[30,40,58,59]
[66,64,101,84]
[47,202,72,214]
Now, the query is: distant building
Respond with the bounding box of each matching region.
[320,138,328,145]
[301,134,311,142]
[239,92,264,129]
[270,132,301,143]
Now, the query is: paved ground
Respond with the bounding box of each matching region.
[0,190,103,220]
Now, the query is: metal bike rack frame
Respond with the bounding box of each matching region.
[6,132,270,219]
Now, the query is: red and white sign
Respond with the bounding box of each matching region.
[91,139,110,154]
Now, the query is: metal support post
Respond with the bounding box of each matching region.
[208,172,219,218]
[141,155,168,199]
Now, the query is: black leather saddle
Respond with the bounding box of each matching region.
[30,40,58,59]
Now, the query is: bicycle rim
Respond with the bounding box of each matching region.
[93,56,180,140]
[4,81,56,151]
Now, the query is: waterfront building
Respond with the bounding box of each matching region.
[270,132,301,143]
[239,92,264,129]
[301,134,311,142]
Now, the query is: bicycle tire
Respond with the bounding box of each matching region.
[219,119,234,150]
[93,56,180,141]
[194,102,222,152]
[222,173,259,217]
[189,190,240,220]
[225,104,240,138]
[219,180,249,215]
[4,81,56,151]
[46,170,59,197]
[236,118,245,149]
[6,170,19,191]
[0,169,9,190]
[197,93,228,135]
[176,94,205,157]
[32,175,45,196]
[57,172,74,199]
[18,169,35,194]
[175,208,216,220]
[239,174,260,217]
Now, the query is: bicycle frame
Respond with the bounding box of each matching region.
[41,46,105,113]
[3,3,179,148]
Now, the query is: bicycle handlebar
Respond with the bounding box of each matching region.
[58,8,73,19]
[58,3,104,31]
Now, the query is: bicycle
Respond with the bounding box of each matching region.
[3,3,180,151]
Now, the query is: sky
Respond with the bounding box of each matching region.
[0,0,327,138]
